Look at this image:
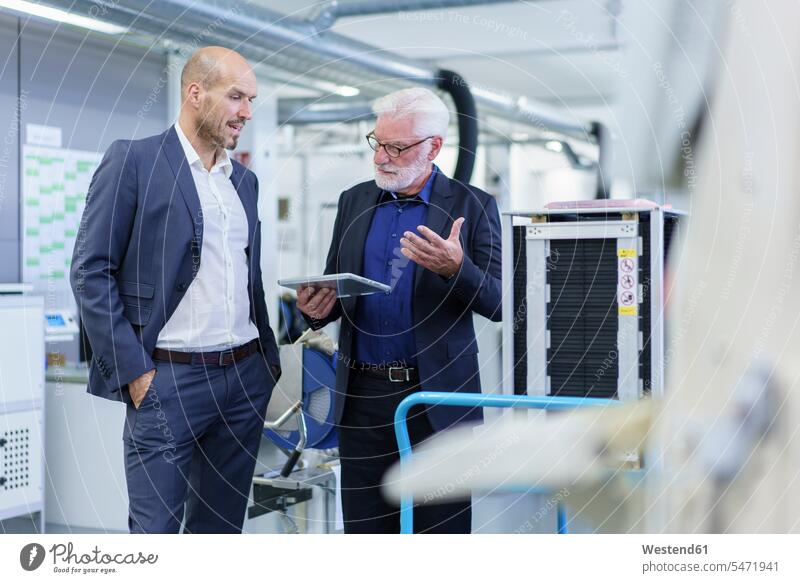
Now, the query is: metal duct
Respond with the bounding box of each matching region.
[327,0,519,16]
[278,99,374,125]
[116,0,435,80]
[309,0,523,31]
[46,0,596,141]
[58,0,420,96]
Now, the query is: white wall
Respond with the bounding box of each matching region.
[273,147,372,280]
[509,143,597,210]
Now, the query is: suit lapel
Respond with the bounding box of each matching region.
[414,171,454,293]
[338,183,381,315]
[162,126,203,245]
[344,182,382,275]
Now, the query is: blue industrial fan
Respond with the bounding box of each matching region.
[263,347,338,451]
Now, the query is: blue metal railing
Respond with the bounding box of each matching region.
[393,392,617,534]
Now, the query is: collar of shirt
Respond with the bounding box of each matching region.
[174,121,233,178]
[382,164,438,205]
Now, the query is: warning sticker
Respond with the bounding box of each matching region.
[620,290,636,306]
[620,274,635,289]
[617,249,638,316]
[619,258,635,273]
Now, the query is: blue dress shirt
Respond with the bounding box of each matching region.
[352,167,438,366]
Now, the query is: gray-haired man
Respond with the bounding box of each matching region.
[297,88,502,533]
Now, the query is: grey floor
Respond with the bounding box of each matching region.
[0,514,125,534]
[2,492,587,534]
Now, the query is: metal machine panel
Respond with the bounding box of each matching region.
[0,295,44,408]
[525,238,548,396]
[0,409,43,521]
[0,294,44,527]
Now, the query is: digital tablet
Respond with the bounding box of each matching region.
[278,273,391,298]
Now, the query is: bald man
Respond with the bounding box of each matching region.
[71,47,281,533]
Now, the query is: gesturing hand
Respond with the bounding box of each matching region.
[400,217,465,278]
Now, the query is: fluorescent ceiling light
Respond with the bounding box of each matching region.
[334,85,360,97]
[544,140,564,153]
[267,72,360,99]
[0,0,127,35]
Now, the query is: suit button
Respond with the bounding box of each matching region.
[177,282,188,291]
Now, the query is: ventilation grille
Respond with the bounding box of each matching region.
[1,427,31,491]
[547,239,620,398]
[512,225,528,395]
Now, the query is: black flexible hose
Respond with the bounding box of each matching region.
[437,69,478,184]
[591,121,612,199]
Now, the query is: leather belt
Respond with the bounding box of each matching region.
[152,339,260,367]
[353,364,419,383]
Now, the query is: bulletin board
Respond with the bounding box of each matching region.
[21,145,102,306]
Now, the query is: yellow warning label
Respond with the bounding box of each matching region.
[618,248,637,258]
[618,306,638,316]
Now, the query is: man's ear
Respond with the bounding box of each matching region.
[428,136,444,161]
[184,82,202,110]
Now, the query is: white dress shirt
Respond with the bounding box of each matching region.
[156,122,259,351]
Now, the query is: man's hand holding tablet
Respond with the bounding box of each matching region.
[297,285,337,320]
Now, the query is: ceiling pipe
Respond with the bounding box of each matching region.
[136,0,436,80]
[51,0,595,140]
[278,99,375,125]
[50,0,610,190]
[63,0,417,99]
[308,0,522,31]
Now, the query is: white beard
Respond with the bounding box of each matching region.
[374,146,431,192]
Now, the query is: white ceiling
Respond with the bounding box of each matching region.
[255,0,623,107]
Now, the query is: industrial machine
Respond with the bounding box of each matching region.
[502,199,683,402]
[43,309,79,343]
[0,287,45,531]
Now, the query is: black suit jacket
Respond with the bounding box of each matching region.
[308,170,502,431]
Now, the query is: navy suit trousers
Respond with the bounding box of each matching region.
[123,350,272,533]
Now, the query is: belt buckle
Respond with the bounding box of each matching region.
[388,366,409,382]
[218,349,235,367]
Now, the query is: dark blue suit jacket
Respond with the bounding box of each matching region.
[70,126,280,403]
[308,170,502,431]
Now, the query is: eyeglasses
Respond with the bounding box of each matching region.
[366,132,434,158]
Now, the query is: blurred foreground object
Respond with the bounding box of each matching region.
[653,0,800,533]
